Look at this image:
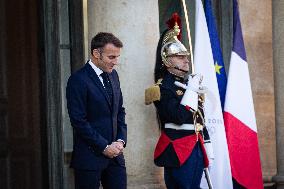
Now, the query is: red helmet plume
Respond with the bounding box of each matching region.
[166,13,182,40]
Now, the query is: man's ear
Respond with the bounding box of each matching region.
[92,49,100,59]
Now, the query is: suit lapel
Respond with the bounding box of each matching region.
[108,73,118,112]
[108,73,118,140]
[85,63,111,108]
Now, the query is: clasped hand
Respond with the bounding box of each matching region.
[102,141,124,158]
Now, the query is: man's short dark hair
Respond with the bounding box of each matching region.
[91,32,123,55]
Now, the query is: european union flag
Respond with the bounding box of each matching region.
[204,0,227,109]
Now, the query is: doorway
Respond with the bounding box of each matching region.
[0,0,45,188]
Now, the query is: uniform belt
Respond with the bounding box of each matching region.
[165,123,203,131]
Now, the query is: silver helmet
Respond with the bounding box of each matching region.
[161,13,190,67]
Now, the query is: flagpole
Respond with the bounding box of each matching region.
[181,0,195,74]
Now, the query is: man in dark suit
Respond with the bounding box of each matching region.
[66,32,127,189]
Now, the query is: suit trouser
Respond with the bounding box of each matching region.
[74,158,126,189]
[164,143,204,189]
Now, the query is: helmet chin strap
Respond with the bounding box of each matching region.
[164,61,188,73]
[163,57,189,74]
[172,65,188,73]
[166,63,189,78]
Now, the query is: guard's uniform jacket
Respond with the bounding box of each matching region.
[153,72,210,168]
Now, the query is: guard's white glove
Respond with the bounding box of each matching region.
[174,74,203,111]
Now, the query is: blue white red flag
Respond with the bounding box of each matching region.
[224,0,263,188]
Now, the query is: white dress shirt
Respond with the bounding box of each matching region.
[88,60,105,87]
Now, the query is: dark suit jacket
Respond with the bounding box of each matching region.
[66,63,127,170]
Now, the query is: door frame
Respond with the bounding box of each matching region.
[40,0,63,188]
[40,0,84,188]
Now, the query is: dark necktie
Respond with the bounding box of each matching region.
[101,72,113,105]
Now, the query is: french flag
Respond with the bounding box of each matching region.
[224,0,263,188]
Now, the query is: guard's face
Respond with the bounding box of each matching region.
[93,43,121,73]
[167,55,190,77]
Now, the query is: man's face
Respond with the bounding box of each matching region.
[92,43,121,73]
[167,55,190,77]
